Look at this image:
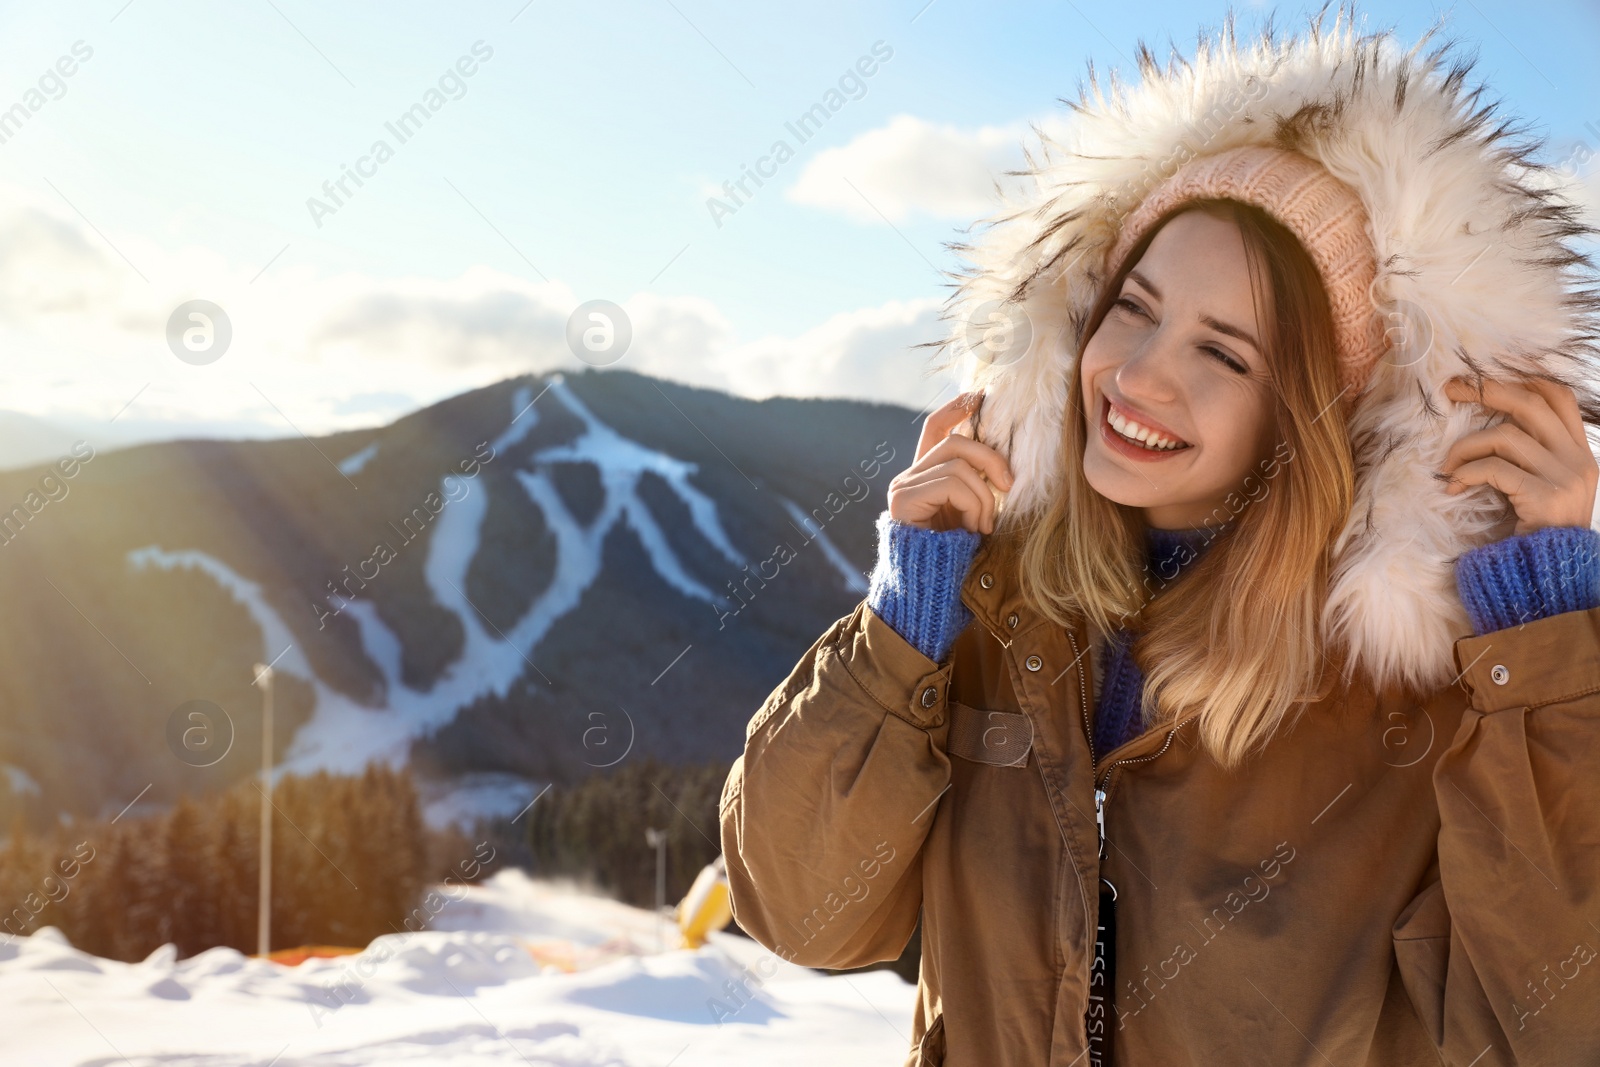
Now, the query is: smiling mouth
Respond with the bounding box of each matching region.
[1101,395,1192,452]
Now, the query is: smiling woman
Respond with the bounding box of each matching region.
[1079,204,1302,528]
[1030,183,1359,763]
[720,8,1600,1065]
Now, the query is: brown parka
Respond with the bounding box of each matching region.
[720,8,1600,1065]
[718,530,1600,1065]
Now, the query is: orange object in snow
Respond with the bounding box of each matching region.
[261,944,364,966]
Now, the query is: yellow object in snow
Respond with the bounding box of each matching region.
[676,854,732,949]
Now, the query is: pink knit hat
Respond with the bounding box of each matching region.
[1105,145,1389,406]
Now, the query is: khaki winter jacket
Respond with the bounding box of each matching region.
[721,8,1600,1064]
[719,529,1600,1065]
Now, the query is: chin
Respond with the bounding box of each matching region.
[1082,456,1156,508]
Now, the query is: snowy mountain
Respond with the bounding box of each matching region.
[0,370,919,831]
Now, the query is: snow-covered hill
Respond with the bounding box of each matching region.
[0,369,918,831]
[0,868,918,1065]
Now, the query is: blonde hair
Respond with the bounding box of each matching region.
[1006,199,1357,770]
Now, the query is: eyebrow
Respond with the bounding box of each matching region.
[1126,269,1262,354]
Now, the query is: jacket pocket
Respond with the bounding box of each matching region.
[916,1011,946,1066]
[1391,878,1450,1043]
[947,701,1032,768]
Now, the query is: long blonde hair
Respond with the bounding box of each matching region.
[1008,198,1356,770]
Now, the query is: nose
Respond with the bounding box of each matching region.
[1112,330,1182,405]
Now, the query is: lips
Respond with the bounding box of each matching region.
[1101,394,1192,452]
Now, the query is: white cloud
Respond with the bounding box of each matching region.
[1530,148,1600,246]
[0,181,959,443]
[710,297,951,405]
[1579,165,1600,230]
[786,113,1047,224]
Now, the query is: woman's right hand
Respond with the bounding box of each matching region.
[887,391,1015,535]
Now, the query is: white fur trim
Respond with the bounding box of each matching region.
[928,4,1600,693]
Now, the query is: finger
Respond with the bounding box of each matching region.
[1520,376,1589,455]
[1444,376,1575,460]
[894,470,989,533]
[948,391,984,441]
[902,431,1000,485]
[916,392,982,462]
[903,459,997,533]
[1443,454,1537,501]
[905,430,1014,490]
[897,459,997,532]
[1441,419,1565,488]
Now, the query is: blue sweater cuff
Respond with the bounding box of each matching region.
[865,510,981,663]
[1455,525,1600,635]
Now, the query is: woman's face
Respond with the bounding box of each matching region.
[1080,208,1279,530]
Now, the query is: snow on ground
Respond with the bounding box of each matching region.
[0,868,919,1065]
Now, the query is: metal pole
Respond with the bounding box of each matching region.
[253,664,274,959]
[645,828,666,951]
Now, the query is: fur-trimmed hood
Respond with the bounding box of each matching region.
[932,1,1600,696]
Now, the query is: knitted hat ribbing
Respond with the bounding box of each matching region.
[1104,145,1389,407]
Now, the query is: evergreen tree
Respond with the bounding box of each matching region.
[0,764,434,962]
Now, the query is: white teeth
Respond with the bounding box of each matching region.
[1107,404,1186,451]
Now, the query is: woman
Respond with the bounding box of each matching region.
[719,7,1600,1065]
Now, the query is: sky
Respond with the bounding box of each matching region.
[0,0,1596,445]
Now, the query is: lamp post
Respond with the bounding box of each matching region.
[252,663,274,959]
[645,827,666,952]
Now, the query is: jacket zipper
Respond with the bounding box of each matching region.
[1064,627,1106,855]
[1068,621,1196,1061]
[1096,719,1194,835]
[1065,627,1195,857]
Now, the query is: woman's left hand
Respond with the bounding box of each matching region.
[1440,375,1598,536]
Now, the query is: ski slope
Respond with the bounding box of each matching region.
[123,377,855,788]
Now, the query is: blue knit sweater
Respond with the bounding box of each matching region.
[865,511,1600,759]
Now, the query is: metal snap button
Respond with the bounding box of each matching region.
[1025,655,1042,672]
[979,572,994,589]
[921,686,939,708]
[1006,612,1019,629]
[1490,664,1509,686]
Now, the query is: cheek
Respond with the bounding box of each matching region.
[1193,381,1273,458]
[1240,389,1276,449]
[1078,335,1117,401]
